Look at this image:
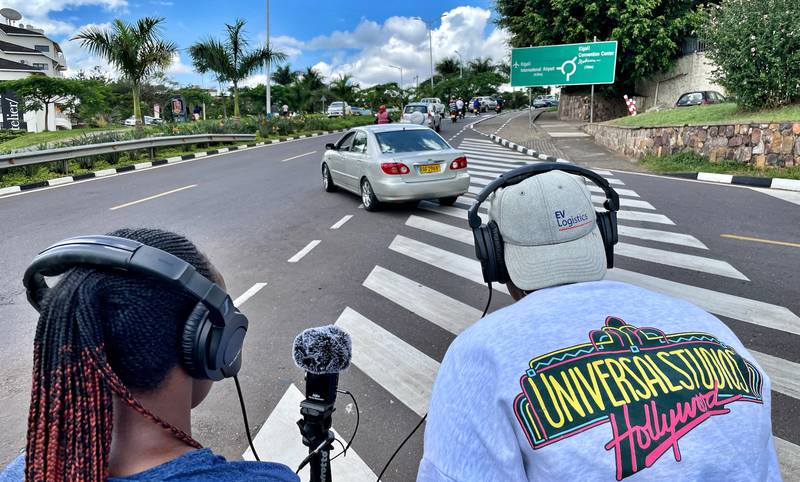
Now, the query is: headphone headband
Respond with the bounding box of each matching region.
[467,162,620,229]
[23,235,234,327]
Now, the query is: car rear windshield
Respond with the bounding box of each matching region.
[330,102,344,107]
[404,105,428,114]
[375,129,450,153]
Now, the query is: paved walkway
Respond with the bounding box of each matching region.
[475,110,649,172]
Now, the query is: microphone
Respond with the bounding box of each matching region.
[293,325,352,482]
[293,325,352,405]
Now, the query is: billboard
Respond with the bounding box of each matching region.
[510,41,618,87]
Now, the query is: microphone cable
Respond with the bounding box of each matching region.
[330,389,360,461]
[376,282,494,480]
[234,375,260,461]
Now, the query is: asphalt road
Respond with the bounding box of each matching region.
[0,111,797,481]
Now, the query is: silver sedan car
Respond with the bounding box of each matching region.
[321,125,470,211]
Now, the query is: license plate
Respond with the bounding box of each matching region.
[419,164,441,174]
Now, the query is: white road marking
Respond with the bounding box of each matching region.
[615,243,749,280]
[459,144,535,156]
[590,169,614,176]
[418,201,469,220]
[616,210,675,225]
[470,176,491,186]
[358,203,364,209]
[460,150,536,163]
[109,184,197,210]
[592,195,655,210]
[774,436,800,481]
[468,158,532,169]
[233,282,268,306]
[363,265,481,334]
[547,131,591,138]
[588,184,640,198]
[748,186,800,207]
[618,225,708,250]
[336,307,439,416]
[607,178,625,186]
[389,235,508,294]
[242,383,377,481]
[406,215,474,245]
[288,240,321,263]
[330,214,353,230]
[749,349,800,399]
[607,268,800,336]
[281,150,318,162]
[467,165,508,174]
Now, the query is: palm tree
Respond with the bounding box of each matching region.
[189,19,286,118]
[329,74,359,103]
[272,64,297,86]
[436,57,461,77]
[74,17,176,128]
[468,57,496,74]
[300,67,325,91]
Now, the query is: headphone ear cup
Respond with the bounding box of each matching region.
[473,225,495,283]
[181,303,210,379]
[488,221,509,284]
[595,211,616,269]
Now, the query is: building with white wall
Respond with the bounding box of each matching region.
[0,17,69,132]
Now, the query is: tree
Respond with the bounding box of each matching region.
[0,76,101,131]
[300,67,325,91]
[272,64,297,86]
[436,57,461,77]
[189,18,286,118]
[468,57,495,75]
[495,0,702,93]
[74,17,176,128]
[329,74,359,103]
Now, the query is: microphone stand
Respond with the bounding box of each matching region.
[297,374,337,482]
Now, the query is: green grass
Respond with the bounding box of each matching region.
[0,127,136,151]
[609,103,800,127]
[641,152,800,179]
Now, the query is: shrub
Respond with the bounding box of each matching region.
[0,129,27,144]
[702,0,800,109]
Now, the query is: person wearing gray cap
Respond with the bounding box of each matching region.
[418,164,779,482]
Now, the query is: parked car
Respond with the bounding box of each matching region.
[327,101,352,117]
[533,97,550,109]
[351,106,373,116]
[320,124,470,211]
[400,103,442,132]
[123,115,162,126]
[469,96,498,112]
[675,91,726,107]
[544,94,559,106]
[419,97,445,114]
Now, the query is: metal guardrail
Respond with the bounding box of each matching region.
[0,133,256,170]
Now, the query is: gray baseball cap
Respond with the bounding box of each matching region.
[487,170,606,291]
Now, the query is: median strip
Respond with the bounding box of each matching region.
[109,184,197,211]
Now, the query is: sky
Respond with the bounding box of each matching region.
[2,0,511,89]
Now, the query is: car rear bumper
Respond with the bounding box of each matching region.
[372,173,470,202]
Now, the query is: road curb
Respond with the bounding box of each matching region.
[0,129,349,198]
[486,133,800,192]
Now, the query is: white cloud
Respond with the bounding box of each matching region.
[167,52,192,75]
[0,0,127,36]
[272,35,304,59]
[246,5,510,89]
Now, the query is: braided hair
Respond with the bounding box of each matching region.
[25,228,216,482]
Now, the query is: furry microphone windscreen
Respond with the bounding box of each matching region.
[292,325,352,374]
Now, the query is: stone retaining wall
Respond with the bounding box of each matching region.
[558,93,639,122]
[584,122,800,167]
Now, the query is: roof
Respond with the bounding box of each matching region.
[0,23,44,36]
[0,57,38,71]
[357,124,427,133]
[0,40,42,54]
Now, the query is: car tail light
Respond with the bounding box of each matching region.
[381,162,410,175]
[450,156,468,170]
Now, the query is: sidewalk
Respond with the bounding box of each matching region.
[474,110,649,172]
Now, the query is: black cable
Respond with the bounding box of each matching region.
[482,282,493,318]
[233,375,260,461]
[376,413,427,482]
[330,389,359,461]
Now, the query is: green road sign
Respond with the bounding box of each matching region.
[510,41,618,87]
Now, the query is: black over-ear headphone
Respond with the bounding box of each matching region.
[468,162,620,285]
[23,235,248,381]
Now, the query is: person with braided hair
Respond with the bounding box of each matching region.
[1,228,298,482]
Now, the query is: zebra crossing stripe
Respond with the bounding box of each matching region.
[459,145,535,157]
[389,235,509,295]
[618,225,708,250]
[615,243,749,280]
[418,201,470,220]
[468,158,532,169]
[588,184,640,198]
[607,178,625,186]
[749,349,800,399]
[363,265,481,334]
[461,151,537,163]
[406,215,474,245]
[616,210,674,225]
[242,383,377,481]
[468,164,508,173]
[607,268,800,336]
[591,195,655,210]
[774,436,800,481]
[335,307,439,416]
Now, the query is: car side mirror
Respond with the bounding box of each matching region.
[326,143,337,150]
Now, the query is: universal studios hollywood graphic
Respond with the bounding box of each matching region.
[512,316,764,480]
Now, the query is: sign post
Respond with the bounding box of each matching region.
[511,41,617,123]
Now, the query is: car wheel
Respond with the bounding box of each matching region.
[438,196,458,206]
[322,163,336,192]
[361,178,380,211]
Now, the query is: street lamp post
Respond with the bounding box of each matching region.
[412,14,446,90]
[265,0,271,118]
[454,50,463,79]
[389,64,403,89]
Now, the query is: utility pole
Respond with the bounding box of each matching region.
[389,64,403,89]
[413,14,446,90]
[454,50,463,79]
[590,36,596,123]
[265,0,271,118]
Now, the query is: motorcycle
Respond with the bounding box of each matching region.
[450,109,458,123]
[495,105,503,114]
